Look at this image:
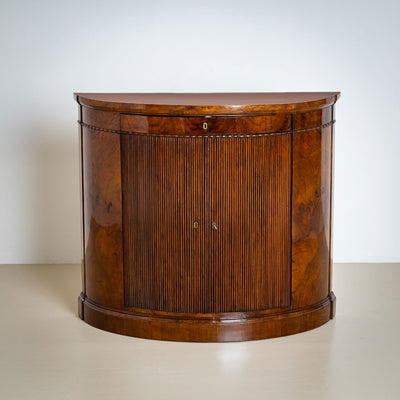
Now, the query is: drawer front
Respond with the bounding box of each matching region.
[121,115,236,135]
[121,114,292,135]
[293,106,333,130]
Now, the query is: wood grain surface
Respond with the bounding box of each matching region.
[75,92,340,115]
[76,92,339,341]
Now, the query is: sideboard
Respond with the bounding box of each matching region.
[74,92,340,342]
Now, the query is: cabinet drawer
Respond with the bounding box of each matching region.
[121,114,292,135]
[121,115,236,135]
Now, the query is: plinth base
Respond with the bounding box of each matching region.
[78,292,336,342]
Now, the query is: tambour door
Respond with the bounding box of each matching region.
[205,135,292,312]
[121,134,207,313]
[121,132,292,314]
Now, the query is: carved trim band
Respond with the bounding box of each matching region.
[77,121,121,134]
[77,120,336,138]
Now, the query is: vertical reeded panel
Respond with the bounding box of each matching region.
[122,135,204,312]
[206,135,292,312]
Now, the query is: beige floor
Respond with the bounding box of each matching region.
[0,263,399,400]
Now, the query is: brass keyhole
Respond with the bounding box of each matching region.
[212,222,218,230]
[203,122,208,130]
[193,221,199,229]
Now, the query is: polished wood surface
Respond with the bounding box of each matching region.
[75,92,340,115]
[75,92,340,341]
[292,126,332,307]
[82,126,123,309]
[120,114,293,135]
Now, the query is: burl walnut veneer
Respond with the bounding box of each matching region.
[74,92,340,342]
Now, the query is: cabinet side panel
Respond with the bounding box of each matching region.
[329,107,335,293]
[82,128,124,308]
[292,126,332,307]
[207,135,292,312]
[78,106,85,295]
[122,135,204,313]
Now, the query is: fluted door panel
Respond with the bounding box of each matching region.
[206,135,292,312]
[122,133,292,314]
[122,135,205,312]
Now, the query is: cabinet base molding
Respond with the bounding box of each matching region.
[78,292,336,342]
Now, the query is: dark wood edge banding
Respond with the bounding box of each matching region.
[290,117,294,306]
[116,103,335,118]
[120,134,126,309]
[78,120,336,138]
[78,105,86,298]
[329,117,334,295]
[78,293,84,319]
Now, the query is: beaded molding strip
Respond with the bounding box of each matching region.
[77,120,335,138]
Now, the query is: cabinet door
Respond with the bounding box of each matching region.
[121,135,205,312]
[205,135,292,312]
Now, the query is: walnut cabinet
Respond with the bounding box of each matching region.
[75,92,340,342]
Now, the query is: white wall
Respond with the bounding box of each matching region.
[0,0,399,263]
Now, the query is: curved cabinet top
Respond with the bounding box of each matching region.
[74,92,340,116]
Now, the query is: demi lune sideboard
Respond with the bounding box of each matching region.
[74,92,340,342]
